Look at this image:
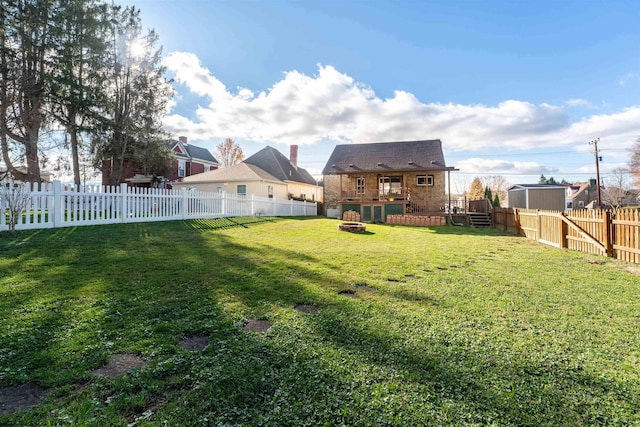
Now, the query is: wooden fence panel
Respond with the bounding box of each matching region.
[515,209,539,240]
[492,207,639,263]
[564,209,606,256]
[613,209,640,263]
[538,211,562,248]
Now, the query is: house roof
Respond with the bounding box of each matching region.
[169,140,218,164]
[321,139,455,175]
[180,162,281,183]
[244,146,317,185]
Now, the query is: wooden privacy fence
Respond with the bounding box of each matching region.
[494,207,640,263]
[1,181,317,232]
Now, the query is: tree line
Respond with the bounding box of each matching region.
[1,0,173,186]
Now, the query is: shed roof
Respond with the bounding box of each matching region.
[322,139,454,175]
[508,184,567,190]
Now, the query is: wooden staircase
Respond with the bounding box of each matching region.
[468,212,492,227]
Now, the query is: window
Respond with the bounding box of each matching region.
[356,177,366,194]
[237,184,247,196]
[417,175,434,186]
[178,160,186,177]
[268,185,273,198]
[300,193,306,200]
[379,176,402,197]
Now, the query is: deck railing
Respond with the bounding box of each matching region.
[341,188,410,202]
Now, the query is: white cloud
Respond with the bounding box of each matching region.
[456,158,559,175]
[161,52,640,157]
[566,98,595,108]
[619,72,635,86]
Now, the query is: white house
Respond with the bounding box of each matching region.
[172,145,322,202]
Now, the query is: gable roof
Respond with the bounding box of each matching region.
[168,140,218,164]
[245,146,317,185]
[322,139,454,175]
[180,162,280,183]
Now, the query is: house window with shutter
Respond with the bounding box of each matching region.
[268,185,273,198]
[178,160,186,177]
[237,184,247,196]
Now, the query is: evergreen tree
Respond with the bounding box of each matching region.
[0,0,56,182]
[49,0,109,187]
[484,186,493,201]
[493,194,501,207]
[92,5,174,185]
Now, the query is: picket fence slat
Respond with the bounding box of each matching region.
[1,180,316,232]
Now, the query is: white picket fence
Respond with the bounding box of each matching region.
[0,181,317,232]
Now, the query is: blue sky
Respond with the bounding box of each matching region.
[119,0,639,191]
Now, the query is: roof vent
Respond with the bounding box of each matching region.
[332,164,337,168]
[349,164,354,168]
[377,162,383,166]
[430,160,436,164]
[408,161,414,165]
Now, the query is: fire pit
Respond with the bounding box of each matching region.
[338,222,366,233]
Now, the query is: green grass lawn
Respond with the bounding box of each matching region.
[1,217,639,426]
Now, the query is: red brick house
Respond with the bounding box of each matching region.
[102,136,219,186]
[169,136,219,182]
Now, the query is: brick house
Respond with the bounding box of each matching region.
[566,179,599,209]
[169,136,219,182]
[322,140,456,222]
[101,136,218,186]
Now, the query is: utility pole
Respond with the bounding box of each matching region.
[589,138,602,207]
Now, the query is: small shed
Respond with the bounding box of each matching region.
[507,184,567,211]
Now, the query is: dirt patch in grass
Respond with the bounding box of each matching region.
[294,304,320,314]
[0,383,49,415]
[93,353,145,378]
[179,335,210,351]
[244,319,271,332]
[338,290,357,298]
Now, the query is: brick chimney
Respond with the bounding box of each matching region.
[179,136,188,144]
[290,144,298,168]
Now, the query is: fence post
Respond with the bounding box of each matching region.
[603,210,613,257]
[251,195,255,216]
[290,199,294,216]
[536,209,541,241]
[120,183,128,222]
[181,188,188,220]
[560,212,568,249]
[52,180,62,228]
